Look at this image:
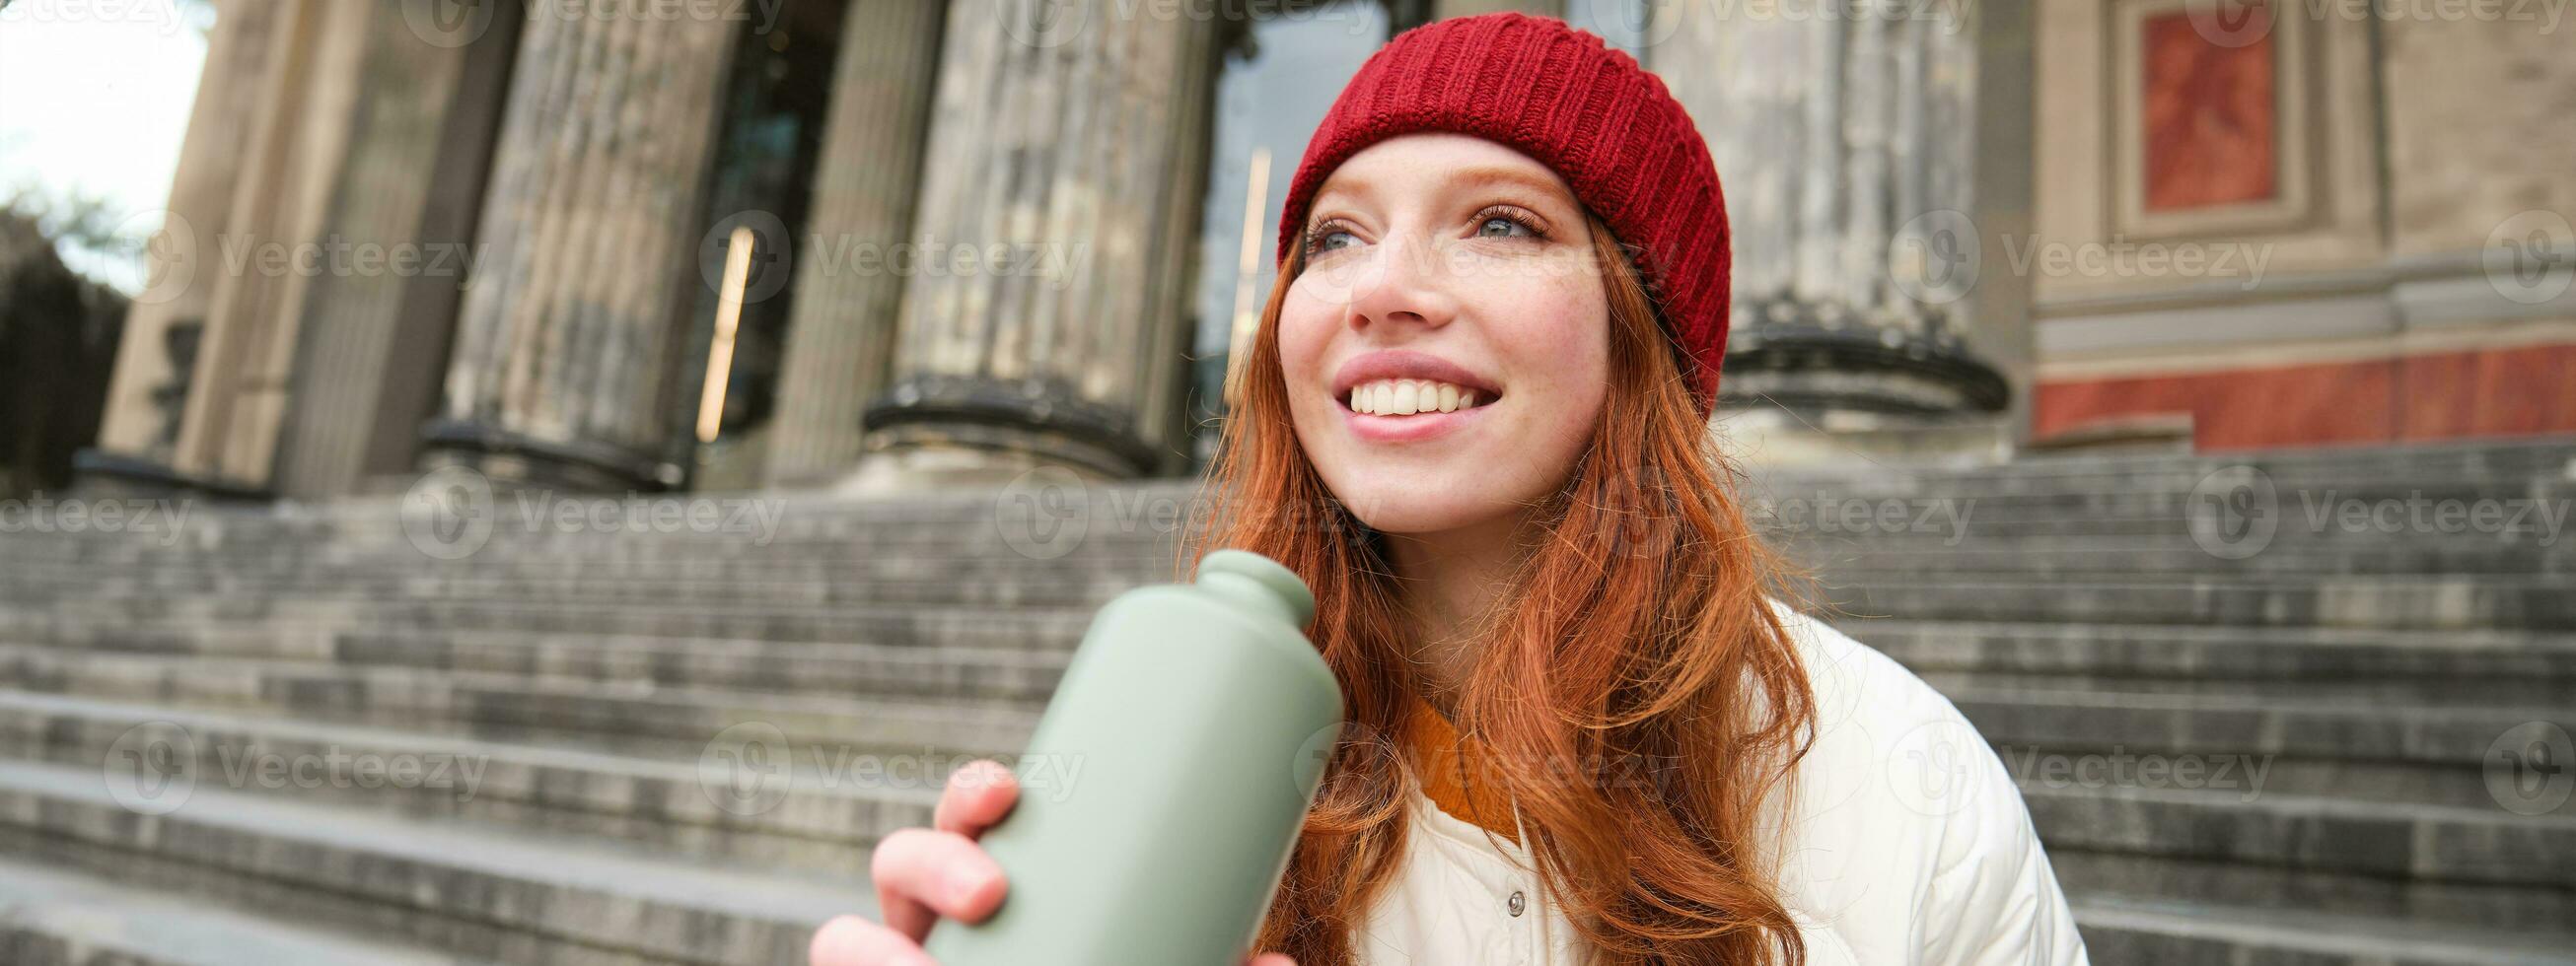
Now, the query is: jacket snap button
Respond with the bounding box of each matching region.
[1507,890,1527,917]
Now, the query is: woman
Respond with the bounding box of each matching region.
[814,13,2085,966]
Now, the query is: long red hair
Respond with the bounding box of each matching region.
[1191,214,1818,965]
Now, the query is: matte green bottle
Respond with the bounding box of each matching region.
[924,549,1342,966]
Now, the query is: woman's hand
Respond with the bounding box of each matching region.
[807,759,1297,966]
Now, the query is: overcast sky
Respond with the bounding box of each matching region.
[0,0,212,290]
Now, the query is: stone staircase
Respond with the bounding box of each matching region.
[0,439,2570,964]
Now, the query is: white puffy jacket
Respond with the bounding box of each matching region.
[1352,606,2091,965]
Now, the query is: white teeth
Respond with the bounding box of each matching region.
[1348,379,1489,416]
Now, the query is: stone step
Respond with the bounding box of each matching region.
[1790,541,2574,577]
[0,758,867,965]
[0,689,933,875]
[0,617,1074,704]
[12,492,2568,570]
[2071,894,2576,966]
[13,573,2572,632]
[7,457,2569,563]
[19,598,1092,649]
[1821,576,2576,630]
[0,858,500,966]
[1952,689,2574,815]
[1949,688,2568,769]
[0,645,1040,760]
[1859,620,2576,690]
[1747,437,2576,486]
[1875,620,2576,706]
[2025,787,2576,894]
[7,526,2572,586]
[0,572,1135,610]
[2052,846,2573,941]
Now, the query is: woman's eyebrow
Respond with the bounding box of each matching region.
[1444,165,1574,207]
[1307,177,1379,220]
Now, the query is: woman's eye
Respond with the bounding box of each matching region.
[1476,216,1533,240]
[1317,230,1359,252]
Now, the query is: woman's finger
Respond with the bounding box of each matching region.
[807,914,934,966]
[934,759,1020,837]
[868,827,1009,938]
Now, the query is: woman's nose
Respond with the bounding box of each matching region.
[1339,233,1460,332]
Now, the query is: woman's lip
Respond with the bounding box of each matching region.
[1341,401,1490,443]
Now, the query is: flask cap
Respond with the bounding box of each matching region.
[1196,550,1316,628]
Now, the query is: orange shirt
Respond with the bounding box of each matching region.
[1398,693,1521,846]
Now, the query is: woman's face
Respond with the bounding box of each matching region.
[1278,133,1610,537]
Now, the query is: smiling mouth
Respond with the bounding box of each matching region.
[1340,379,1500,416]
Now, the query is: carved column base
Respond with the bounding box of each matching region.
[1712,409,2013,469]
[1719,295,2011,417]
[839,375,1161,493]
[1716,295,2013,467]
[417,421,681,494]
[70,449,270,503]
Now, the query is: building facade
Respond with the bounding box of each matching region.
[76,0,2576,500]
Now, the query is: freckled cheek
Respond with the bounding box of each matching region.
[1468,287,1610,397]
[1274,310,1336,414]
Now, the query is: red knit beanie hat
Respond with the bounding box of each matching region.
[1277,12,1733,409]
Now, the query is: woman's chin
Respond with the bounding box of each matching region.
[1334,486,1514,538]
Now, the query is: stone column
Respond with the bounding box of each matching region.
[266,0,528,498]
[1654,2,2016,455]
[846,0,1217,488]
[759,0,946,490]
[87,0,289,481]
[423,4,741,492]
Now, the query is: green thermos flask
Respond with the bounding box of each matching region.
[923,549,1343,965]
